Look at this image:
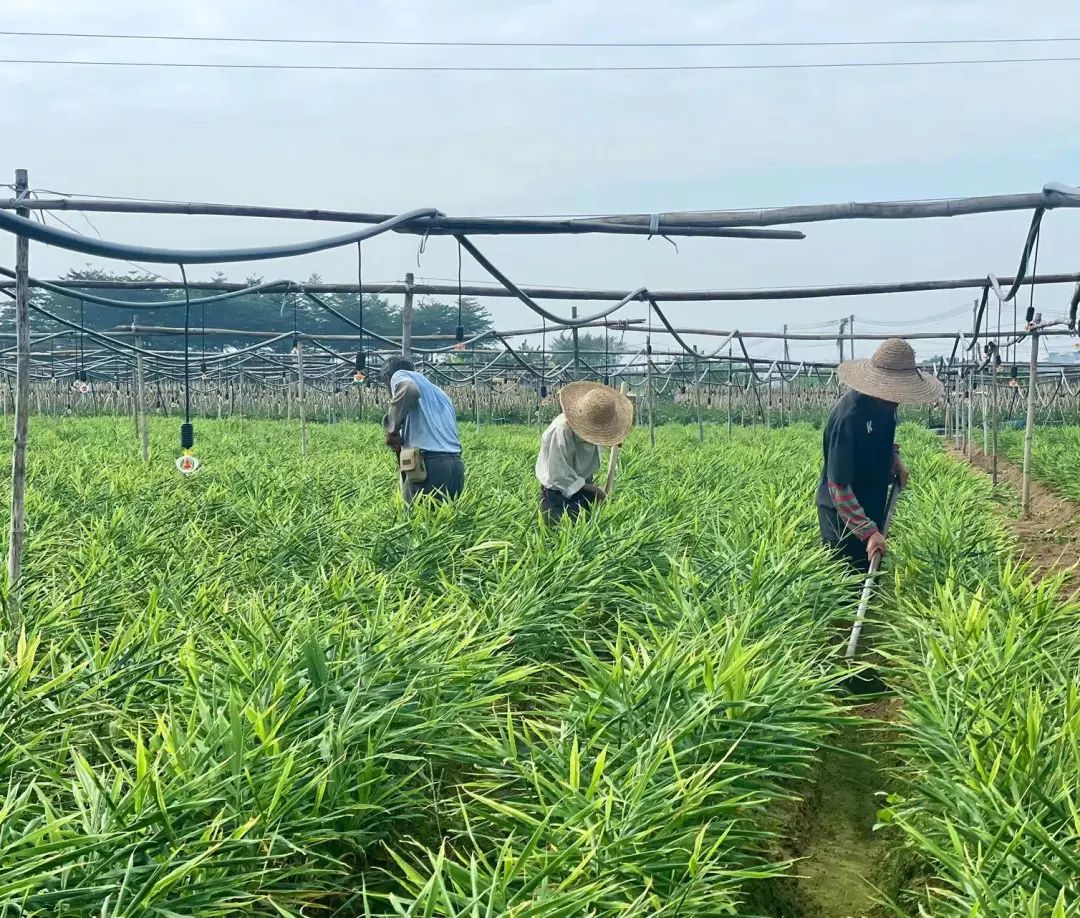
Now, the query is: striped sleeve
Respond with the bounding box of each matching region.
[827,480,879,542]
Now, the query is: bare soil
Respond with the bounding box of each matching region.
[952,444,1080,587]
[785,696,906,918]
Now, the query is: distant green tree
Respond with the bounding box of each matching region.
[410,297,491,338]
[3,270,493,353]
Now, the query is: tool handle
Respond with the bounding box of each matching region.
[845,475,902,660]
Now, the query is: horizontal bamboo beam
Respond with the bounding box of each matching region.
[7,271,1080,302]
[0,197,803,239]
[589,184,1080,229]
[99,318,644,341]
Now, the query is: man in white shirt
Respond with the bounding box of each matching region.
[535,381,633,524]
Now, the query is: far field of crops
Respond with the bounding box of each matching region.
[2,419,1078,916]
[1000,424,1080,503]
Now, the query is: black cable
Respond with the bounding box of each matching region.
[1026,232,1040,328]
[9,29,1080,48]
[5,55,1080,72]
[1003,207,1044,302]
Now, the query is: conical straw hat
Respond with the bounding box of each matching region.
[559,381,634,446]
[838,338,944,404]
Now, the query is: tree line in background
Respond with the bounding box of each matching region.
[2,267,494,351]
[1,267,633,371]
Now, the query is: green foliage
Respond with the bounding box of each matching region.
[878,427,1080,916]
[5,268,492,350]
[2,419,1078,914]
[0,419,854,915]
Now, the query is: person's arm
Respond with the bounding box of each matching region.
[383,374,421,451]
[384,375,421,432]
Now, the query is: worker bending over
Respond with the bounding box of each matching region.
[816,338,942,572]
[536,381,633,524]
[382,357,464,506]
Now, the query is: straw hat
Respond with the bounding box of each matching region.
[838,338,944,404]
[559,381,634,446]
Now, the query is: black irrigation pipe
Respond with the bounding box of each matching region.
[0,206,442,264]
[0,266,301,310]
[456,234,648,326]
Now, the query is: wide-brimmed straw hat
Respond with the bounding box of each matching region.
[559,381,634,446]
[838,338,944,404]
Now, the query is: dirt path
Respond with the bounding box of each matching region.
[951,445,1080,587]
[789,698,903,918]
[778,443,1078,917]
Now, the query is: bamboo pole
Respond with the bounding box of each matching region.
[6,169,30,634]
[1021,317,1041,518]
[646,347,655,448]
[473,344,480,432]
[401,271,414,357]
[727,348,733,437]
[991,358,1000,485]
[982,375,989,454]
[695,352,703,443]
[296,341,308,457]
[604,383,630,496]
[135,323,148,462]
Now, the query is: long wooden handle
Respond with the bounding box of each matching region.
[603,383,631,497]
[604,444,621,495]
[844,477,902,661]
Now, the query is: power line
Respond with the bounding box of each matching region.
[1,56,1079,72]
[2,30,1079,49]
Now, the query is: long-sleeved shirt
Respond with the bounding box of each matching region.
[535,413,601,496]
[383,370,461,453]
[815,390,900,542]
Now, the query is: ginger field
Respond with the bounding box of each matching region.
[1,419,1078,916]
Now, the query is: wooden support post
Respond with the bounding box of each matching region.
[982,373,989,454]
[1021,317,1040,518]
[783,324,790,364]
[849,315,855,360]
[296,340,308,457]
[966,373,973,458]
[6,168,30,634]
[238,368,245,427]
[695,351,703,443]
[727,347,733,437]
[646,348,655,448]
[401,271,414,358]
[571,306,580,379]
[134,319,148,463]
[779,370,786,428]
[473,343,480,432]
[991,358,1000,485]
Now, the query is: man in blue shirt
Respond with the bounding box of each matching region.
[382,357,464,506]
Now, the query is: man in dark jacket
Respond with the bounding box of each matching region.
[816,338,943,573]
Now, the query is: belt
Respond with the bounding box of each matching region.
[419,450,461,458]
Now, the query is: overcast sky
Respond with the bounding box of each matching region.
[4,0,1079,362]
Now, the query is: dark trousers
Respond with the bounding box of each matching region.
[818,506,871,576]
[540,486,597,525]
[402,452,464,507]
